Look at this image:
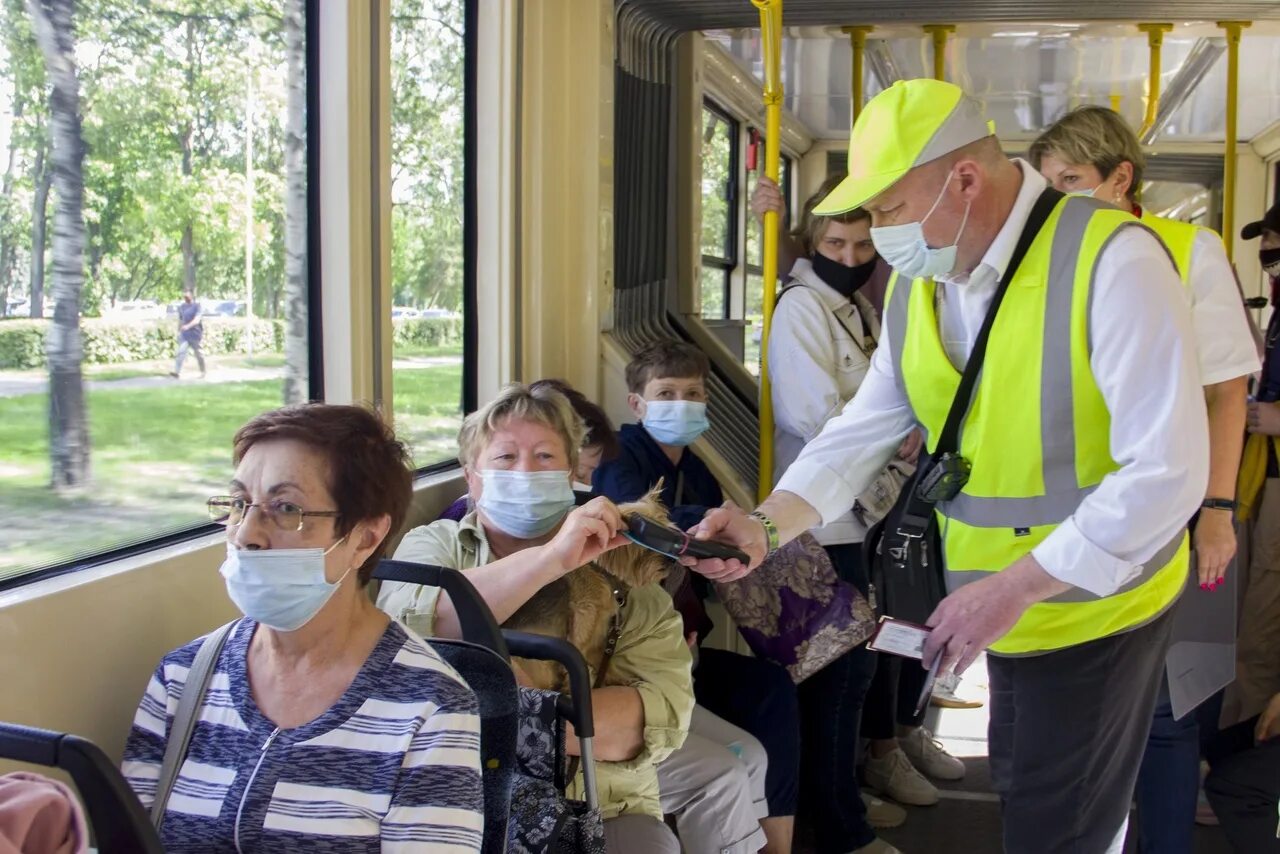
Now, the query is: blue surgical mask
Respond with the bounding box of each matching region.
[642,400,710,447]
[1067,185,1100,199]
[219,538,350,632]
[477,469,575,539]
[870,168,971,281]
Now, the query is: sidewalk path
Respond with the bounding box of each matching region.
[0,355,461,398]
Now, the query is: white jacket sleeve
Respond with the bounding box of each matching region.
[769,288,845,442]
[775,313,917,526]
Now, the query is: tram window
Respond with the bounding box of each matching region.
[0,0,313,584]
[700,102,737,319]
[743,154,793,375]
[390,0,468,468]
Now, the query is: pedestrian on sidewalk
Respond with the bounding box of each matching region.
[170,289,206,379]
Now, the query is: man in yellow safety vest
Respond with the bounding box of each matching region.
[683,79,1210,854]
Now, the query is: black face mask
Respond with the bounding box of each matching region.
[809,252,877,299]
[1262,247,1280,279]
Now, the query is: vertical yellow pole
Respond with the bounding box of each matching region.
[1218,21,1250,261]
[1136,24,1172,139]
[843,26,874,124]
[922,24,955,81]
[753,0,782,502]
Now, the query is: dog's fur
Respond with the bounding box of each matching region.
[503,487,673,693]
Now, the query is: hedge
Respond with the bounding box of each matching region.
[0,317,284,370]
[392,315,463,349]
[0,315,462,370]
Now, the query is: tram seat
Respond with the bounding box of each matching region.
[0,721,164,854]
[373,560,517,854]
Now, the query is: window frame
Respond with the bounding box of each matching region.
[699,98,739,320]
[395,0,478,477]
[1,0,481,591]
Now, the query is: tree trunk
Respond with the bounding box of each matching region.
[0,118,19,316]
[28,0,89,490]
[28,140,49,318]
[180,16,196,296]
[281,0,308,404]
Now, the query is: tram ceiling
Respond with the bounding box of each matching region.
[699,25,1280,143]
[620,1,1280,31]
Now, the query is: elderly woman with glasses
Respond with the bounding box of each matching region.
[120,403,485,853]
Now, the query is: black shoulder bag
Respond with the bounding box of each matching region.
[862,188,1064,623]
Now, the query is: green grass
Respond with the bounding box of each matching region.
[0,359,464,578]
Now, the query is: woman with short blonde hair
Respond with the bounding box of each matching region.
[1032,105,1259,854]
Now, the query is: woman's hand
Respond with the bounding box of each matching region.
[897,429,924,464]
[1247,400,1280,436]
[1193,509,1236,588]
[542,497,628,575]
[1255,692,1280,743]
[750,175,786,221]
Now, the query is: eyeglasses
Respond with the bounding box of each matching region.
[207,496,341,532]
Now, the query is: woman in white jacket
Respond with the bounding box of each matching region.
[765,178,964,838]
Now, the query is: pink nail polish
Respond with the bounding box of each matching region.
[1217,577,1225,585]
[1200,583,1208,590]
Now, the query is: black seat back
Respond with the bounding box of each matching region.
[0,722,164,854]
[373,560,515,854]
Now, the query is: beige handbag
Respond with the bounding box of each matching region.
[853,459,915,528]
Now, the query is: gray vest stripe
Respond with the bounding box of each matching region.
[885,271,910,397]
[943,486,1097,528]
[1040,198,1093,496]
[945,529,1184,602]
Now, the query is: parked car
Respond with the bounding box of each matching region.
[391,306,420,319]
[208,299,246,317]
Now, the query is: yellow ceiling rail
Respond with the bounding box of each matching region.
[753,0,783,502]
[1136,23,1173,140]
[1218,20,1250,261]
[922,24,955,82]
[843,26,874,123]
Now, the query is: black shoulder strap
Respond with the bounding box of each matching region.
[934,188,1064,456]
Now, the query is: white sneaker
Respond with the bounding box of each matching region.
[851,839,904,854]
[930,671,983,709]
[899,727,966,782]
[864,746,938,806]
[860,791,907,828]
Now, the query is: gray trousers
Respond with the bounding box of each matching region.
[174,338,205,375]
[657,704,769,854]
[988,607,1175,854]
[603,814,680,854]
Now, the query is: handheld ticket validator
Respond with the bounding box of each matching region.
[915,452,971,503]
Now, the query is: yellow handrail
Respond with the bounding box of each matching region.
[1136,24,1173,140]
[1218,21,1250,261]
[843,26,874,123]
[922,24,955,82]
[753,0,782,502]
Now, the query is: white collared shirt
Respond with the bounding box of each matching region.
[776,159,1209,597]
[1184,228,1259,385]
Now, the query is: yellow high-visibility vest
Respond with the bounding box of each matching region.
[1140,209,1203,284]
[884,196,1187,655]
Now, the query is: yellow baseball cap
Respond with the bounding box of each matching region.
[815,79,995,215]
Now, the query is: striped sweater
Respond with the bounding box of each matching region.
[122,619,484,853]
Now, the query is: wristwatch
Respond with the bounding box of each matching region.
[750,510,781,556]
[1201,498,1237,512]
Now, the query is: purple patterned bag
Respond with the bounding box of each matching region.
[714,531,876,684]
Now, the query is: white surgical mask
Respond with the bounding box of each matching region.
[870,168,971,280]
[220,538,351,632]
[477,469,575,539]
[642,400,710,447]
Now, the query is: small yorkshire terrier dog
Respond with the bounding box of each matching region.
[503,487,673,693]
